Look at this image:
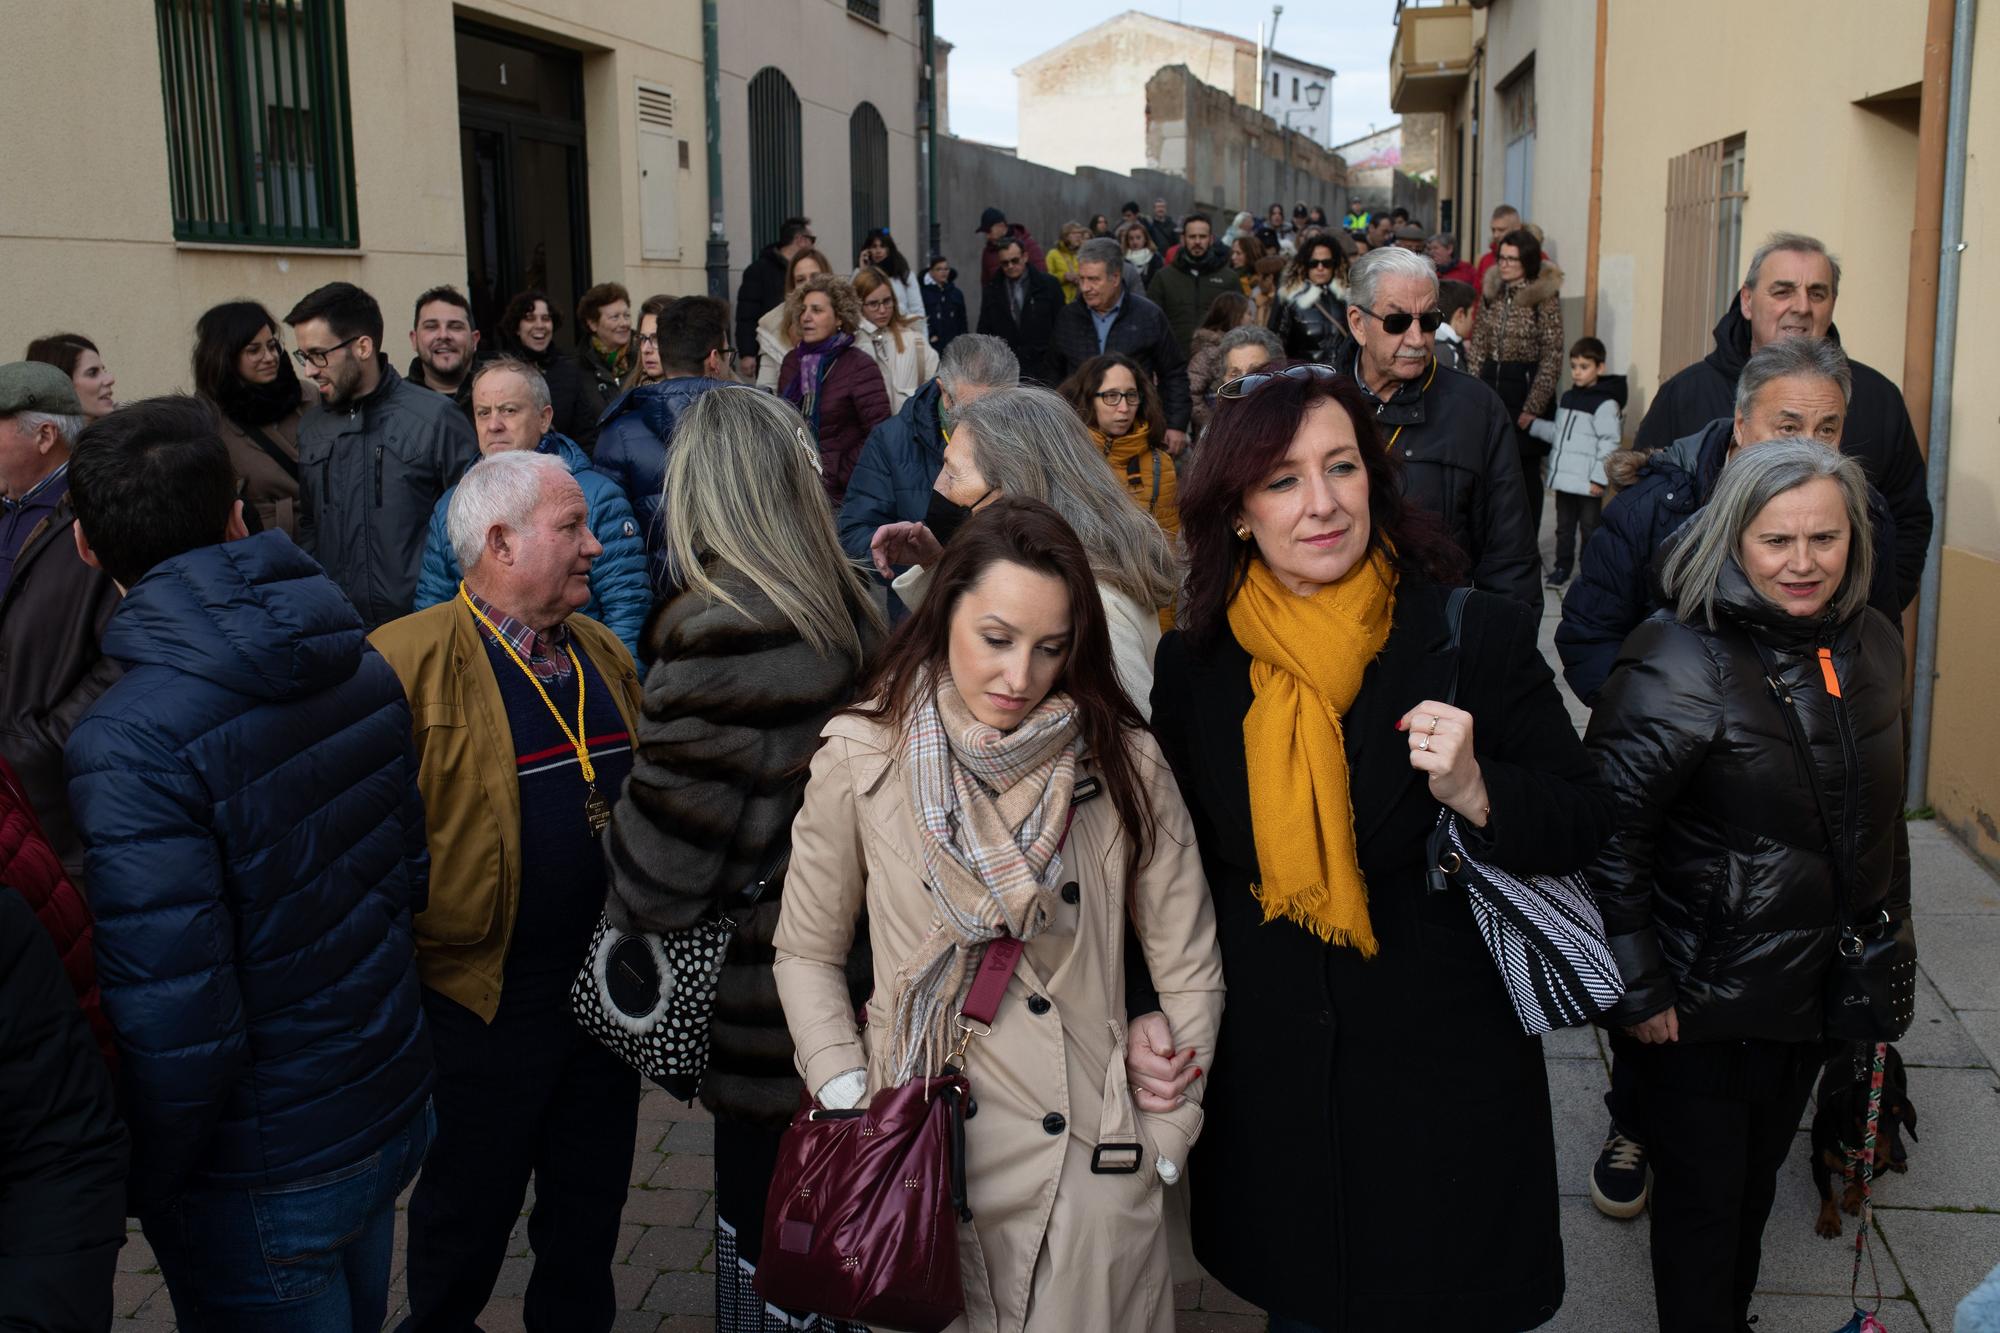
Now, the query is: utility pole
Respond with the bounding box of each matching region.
[701,0,728,302]
[920,0,941,260]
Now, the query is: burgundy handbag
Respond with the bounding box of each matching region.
[754,937,1024,1333]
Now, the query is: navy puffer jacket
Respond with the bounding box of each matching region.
[836,379,946,565]
[1555,419,1902,707]
[66,532,432,1211]
[592,376,730,592]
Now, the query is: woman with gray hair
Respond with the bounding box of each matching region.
[598,386,884,1333]
[1584,437,1910,1331]
[866,385,1178,715]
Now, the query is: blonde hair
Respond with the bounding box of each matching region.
[852,265,917,353]
[664,387,884,662]
[782,273,862,344]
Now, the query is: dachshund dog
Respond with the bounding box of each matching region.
[1810,1044,1919,1238]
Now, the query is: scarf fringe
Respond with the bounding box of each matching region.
[1249,877,1380,958]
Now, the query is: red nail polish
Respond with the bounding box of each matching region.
[1191,1067,1203,1077]
[1396,718,1408,731]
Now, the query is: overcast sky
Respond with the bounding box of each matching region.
[936,1,1399,151]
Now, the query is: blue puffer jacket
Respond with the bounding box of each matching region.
[1555,418,1902,706]
[836,379,946,565]
[65,532,432,1211]
[414,432,649,662]
[592,377,730,591]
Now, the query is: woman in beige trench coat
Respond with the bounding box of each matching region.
[774,498,1224,1333]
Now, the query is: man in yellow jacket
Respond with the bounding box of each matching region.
[370,449,643,1333]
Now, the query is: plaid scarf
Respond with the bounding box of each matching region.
[879,671,1081,1086]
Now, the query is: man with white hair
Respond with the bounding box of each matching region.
[371,449,644,1332]
[1332,246,1541,609]
[0,361,120,875]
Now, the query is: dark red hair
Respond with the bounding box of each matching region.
[1178,363,1467,645]
[850,496,1154,877]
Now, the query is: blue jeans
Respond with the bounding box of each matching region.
[143,1101,433,1332]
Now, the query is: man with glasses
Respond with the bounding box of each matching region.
[734,216,815,381]
[1051,237,1192,453]
[976,238,1064,386]
[592,295,734,605]
[1332,247,1540,609]
[406,285,484,419]
[286,281,479,630]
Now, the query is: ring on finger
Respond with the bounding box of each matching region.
[1417,735,1430,751]
[1427,714,1440,734]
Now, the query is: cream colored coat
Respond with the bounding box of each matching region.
[858,317,938,413]
[773,711,1224,1333]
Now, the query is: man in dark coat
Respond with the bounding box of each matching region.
[1558,337,1902,708]
[1147,212,1239,356]
[288,281,479,630]
[0,889,127,1333]
[837,334,1020,614]
[733,215,814,380]
[977,237,1065,385]
[65,397,434,1325]
[1052,237,1193,449]
[1633,232,1930,605]
[0,363,121,880]
[591,294,732,594]
[1333,247,1541,610]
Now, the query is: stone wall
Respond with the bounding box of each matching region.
[1146,66,1348,224]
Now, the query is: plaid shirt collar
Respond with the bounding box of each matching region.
[465,588,573,684]
[1,461,68,516]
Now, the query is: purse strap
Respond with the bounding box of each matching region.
[948,797,1082,1060]
[1441,585,1472,706]
[1424,586,1475,896]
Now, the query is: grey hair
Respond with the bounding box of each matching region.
[1075,237,1124,275]
[936,334,1020,394]
[665,387,883,663]
[1734,336,1852,418]
[1659,437,1874,630]
[951,386,1179,610]
[11,411,87,446]
[471,355,552,414]
[1744,231,1842,297]
[1347,245,1438,313]
[1216,326,1284,361]
[446,450,572,572]
[1430,232,1458,257]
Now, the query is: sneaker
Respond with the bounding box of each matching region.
[1590,1123,1649,1218]
[1545,566,1571,588]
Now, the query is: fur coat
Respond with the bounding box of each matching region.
[602,564,880,1122]
[1465,262,1567,417]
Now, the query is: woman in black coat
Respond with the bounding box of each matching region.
[497,288,603,449]
[599,386,883,1332]
[1585,438,1909,1332]
[1268,233,1351,365]
[1132,366,1611,1331]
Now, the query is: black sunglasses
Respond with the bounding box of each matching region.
[1353,306,1443,335]
[1217,363,1340,400]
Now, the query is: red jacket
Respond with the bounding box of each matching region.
[978,223,1047,287]
[0,754,116,1072]
[1436,260,1478,287]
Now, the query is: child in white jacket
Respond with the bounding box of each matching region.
[1531,336,1625,586]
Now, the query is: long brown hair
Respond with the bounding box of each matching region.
[1179,365,1466,644]
[849,497,1154,878]
[853,265,918,353]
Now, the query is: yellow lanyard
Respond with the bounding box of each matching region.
[1384,357,1441,452]
[458,584,596,785]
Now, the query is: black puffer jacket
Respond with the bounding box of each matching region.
[1584,562,1908,1042]
[1269,280,1347,364]
[602,565,879,1123]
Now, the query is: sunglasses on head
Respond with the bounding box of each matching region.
[1354,306,1444,335]
[1216,363,1340,400]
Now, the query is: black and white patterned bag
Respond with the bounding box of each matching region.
[570,851,788,1101]
[1424,588,1624,1035]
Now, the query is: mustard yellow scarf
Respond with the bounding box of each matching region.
[1227,548,1397,954]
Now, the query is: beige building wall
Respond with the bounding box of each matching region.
[1477,0,1594,303]
[1927,12,2000,864]
[1596,0,1924,402]
[718,0,921,289]
[3,1,708,400]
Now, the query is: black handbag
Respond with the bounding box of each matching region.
[1425,588,1625,1034]
[571,847,790,1100]
[1752,640,1915,1042]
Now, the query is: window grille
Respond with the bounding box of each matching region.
[850,102,890,254]
[748,67,803,252]
[848,0,882,22]
[154,0,359,246]
[1659,135,1749,381]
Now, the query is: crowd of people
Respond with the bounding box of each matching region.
[0,190,1935,1333]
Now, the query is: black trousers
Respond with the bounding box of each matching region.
[1481,359,1550,544]
[1552,490,1601,572]
[401,986,640,1333]
[1631,1040,1821,1333]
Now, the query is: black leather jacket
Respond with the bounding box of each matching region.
[1269,281,1346,364]
[1584,560,1909,1041]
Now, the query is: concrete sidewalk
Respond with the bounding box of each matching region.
[109,589,2000,1332]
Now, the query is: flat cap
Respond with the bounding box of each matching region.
[1394,223,1428,242]
[0,361,84,417]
